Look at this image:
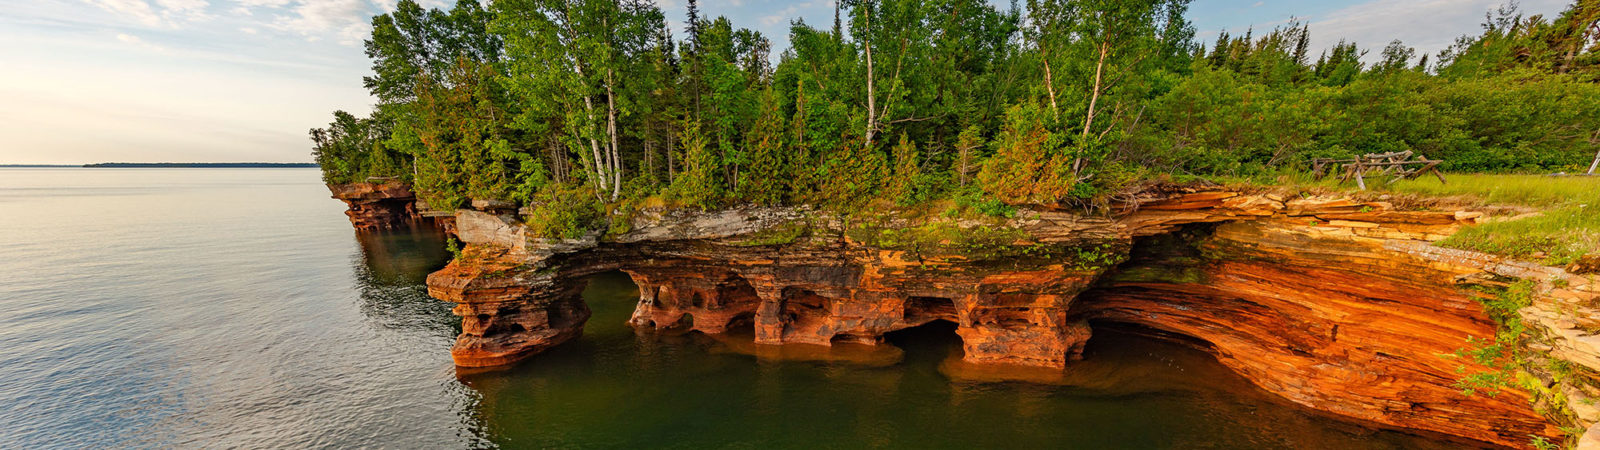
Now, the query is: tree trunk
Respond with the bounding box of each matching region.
[1081,41,1109,140]
[958,145,971,187]
[644,136,655,183]
[667,122,677,182]
[606,68,622,201]
[1589,128,1600,175]
[1042,49,1060,122]
[547,136,563,184]
[863,7,877,150]
[1075,41,1110,175]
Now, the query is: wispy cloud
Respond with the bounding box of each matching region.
[1304,0,1570,60]
[86,0,212,28]
[257,0,381,46]
[115,32,169,52]
[86,0,163,27]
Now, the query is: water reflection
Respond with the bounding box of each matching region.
[352,227,459,334]
[349,226,494,448]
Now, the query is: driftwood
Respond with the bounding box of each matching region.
[1311,151,1446,190]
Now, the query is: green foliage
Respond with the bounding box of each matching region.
[1441,206,1600,267]
[521,184,603,240]
[845,220,1031,260]
[666,121,723,209]
[310,110,408,184]
[316,0,1600,243]
[975,102,1076,204]
[1453,280,1536,397]
[950,186,1017,218]
[446,236,462,259]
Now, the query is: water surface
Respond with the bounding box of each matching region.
[0,168,1459,448]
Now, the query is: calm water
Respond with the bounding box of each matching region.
[0,168,1459,448]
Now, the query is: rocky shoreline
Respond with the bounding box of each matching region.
[334,181,1600,448]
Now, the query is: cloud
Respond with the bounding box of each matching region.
[115,32,168,52]
[1305,0,1571,61]
[156,0,209,18]
[267,0,379,46]
[235,0,294,6]
[86,0,211,27]
[87,0,163,27]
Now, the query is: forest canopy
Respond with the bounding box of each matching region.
[313,0,1600,236]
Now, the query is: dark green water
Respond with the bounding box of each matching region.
[0,168,1464,448]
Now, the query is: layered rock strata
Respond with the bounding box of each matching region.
[423,189,1579,447]
[328,181,424,230]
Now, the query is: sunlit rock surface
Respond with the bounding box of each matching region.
[416,187,1591,447]
[327,182,422,231]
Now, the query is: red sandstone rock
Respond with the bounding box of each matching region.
[328,182,422,230]
[1073,220,1556,447]
[417,189,1559,447]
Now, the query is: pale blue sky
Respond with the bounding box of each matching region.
[0,0,1574,164]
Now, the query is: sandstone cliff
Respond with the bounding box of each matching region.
[328,181,454,233]
[329,184,1600,448]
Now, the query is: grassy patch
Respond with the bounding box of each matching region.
[1438,206,1599,266]
[734,221,810,247]
[1384,175,1599,266]
[1224,172,1599,266]
[845,221,1031,257]
[1380,174,1600,208]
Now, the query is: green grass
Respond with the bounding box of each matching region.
[1382,175,1598,266]
[1379,174,1600,208]
[1438,206,1598,266]
[1221,172,1598,266]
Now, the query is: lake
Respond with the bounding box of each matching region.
[0,168,1459,448]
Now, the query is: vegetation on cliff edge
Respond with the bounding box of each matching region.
[312,0,1600,240]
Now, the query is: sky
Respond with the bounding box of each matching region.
[0,0,1576,164]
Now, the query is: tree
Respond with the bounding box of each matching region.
[1316,40,1365,86]
[1026,0,1193,189]
[364,0,501,103]
[1372,39,1416,74]
[496,0,665,202]
[311,110,401,184]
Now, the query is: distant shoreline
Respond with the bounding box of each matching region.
[1,163,319,168]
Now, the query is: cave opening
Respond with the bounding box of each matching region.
[574,270,644,337]
[672,313,695,329]
[723,312,756,336]
[1082,320,1218,355]
[714,273,762,310]
[884,319,963,361]
[780,287,832,335]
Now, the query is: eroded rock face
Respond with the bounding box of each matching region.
[420,190,1567,447]
[1072,221,1556,446]
[328,182,422,230]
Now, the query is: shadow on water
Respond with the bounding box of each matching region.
[446,272,1472,449]
[352,227,459,334]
